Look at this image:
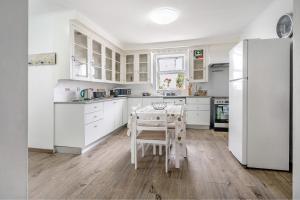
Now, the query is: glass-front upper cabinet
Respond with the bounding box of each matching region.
[115,52,121,82]
[126,55,134,82]
[105,47,113,81]
[72,29,89,79]
[91,40,102,80]
[139,54,148,82]
[191,49,207,82]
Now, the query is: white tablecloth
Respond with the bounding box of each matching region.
[128,104,186,168]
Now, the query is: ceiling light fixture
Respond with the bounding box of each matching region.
[149,7,179,25]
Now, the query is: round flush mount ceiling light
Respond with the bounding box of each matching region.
[149,7,179,25]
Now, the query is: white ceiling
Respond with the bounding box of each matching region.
[30,0,275,46]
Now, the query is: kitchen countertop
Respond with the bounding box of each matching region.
[54,95,211,104]
[128,95,211,98]
[54,97,127,104]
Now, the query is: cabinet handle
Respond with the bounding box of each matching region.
[94,116,97,118]
[94,125,97,128]
[94,106,97,109]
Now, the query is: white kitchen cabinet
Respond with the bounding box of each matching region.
[55,98,127,154]
[55,102,104,151]
[142,97,163,107]
[121,98,128,124]
[185,97,211,129]
[69,21,124,84]
[125,52,151,84]
[70,26,90,81]
[207,43,235,65]
[190,48,208,83]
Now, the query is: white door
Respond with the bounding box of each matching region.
[103,101,114,134]
[113,100,123,128]
[229,79,247,165]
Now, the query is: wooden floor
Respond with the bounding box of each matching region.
[29,129,292,199]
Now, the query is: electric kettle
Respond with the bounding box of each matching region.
[80,88,93,100]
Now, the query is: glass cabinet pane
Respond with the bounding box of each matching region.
[93,40,102,54]
[194,70,204,80]
[105,47,112,59]
[93,53,101,67]
[126,74,134,82]
[126,64,134,73]
[116,62,120,73]
[194,59,204,70]
[106,70,112,81]
[115,73,120,82]
[115,53,120,62]
[139,54,147,63]
[106,59,112,70]
[139,63,147,73]
[74,31,87,48]
[139,73,147,82]
[126,55,134,64]
[93,67,102,79]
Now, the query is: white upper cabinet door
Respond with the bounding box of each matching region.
[207,43,235,65]
[71,27,90,81]
[126,55,135,83]
[138,54,149,83]
[115,52,121,83]
[190,48,208,82]
[90,39,103,81]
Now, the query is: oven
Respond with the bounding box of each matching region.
[213,97,229,131]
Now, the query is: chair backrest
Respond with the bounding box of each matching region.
[135,110,168,132]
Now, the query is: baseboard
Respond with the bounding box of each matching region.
[186,125,210,130]
[28,147,54,154]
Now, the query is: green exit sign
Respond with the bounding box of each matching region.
[194,50,203,57]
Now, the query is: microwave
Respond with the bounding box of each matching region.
[110,88,131,97]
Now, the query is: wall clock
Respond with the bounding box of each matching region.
[276,13,293,38]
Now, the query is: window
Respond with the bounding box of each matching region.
[156,55,186,90]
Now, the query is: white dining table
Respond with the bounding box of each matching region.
[128,104,187,168]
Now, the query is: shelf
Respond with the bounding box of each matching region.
[74,43,88,50]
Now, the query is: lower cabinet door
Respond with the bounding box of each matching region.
[186,110,210,125]
[85,119,103,146]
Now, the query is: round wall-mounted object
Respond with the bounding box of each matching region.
[276,13,293,38]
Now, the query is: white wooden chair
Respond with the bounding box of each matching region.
[135,111,170,173]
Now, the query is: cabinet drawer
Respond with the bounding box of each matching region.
[85,119,103,146]
[185,104,210,111]
[85,111,103,124]
[85,102,103,114]
[186,111,210,125]
[186,98,210,105]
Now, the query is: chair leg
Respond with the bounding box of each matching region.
[142,143,145,157]
[135,142,138,170]
[153,144,156,155]
[159,145,162,156]
[165,144,168,173]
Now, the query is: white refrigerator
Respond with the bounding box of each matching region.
[229,39,290,171]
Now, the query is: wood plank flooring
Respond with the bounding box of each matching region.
[29,129,292,199]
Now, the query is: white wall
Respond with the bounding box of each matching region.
[28,10,74,150]
[293,0,300,198]
[242,0,293,39]
[0,0,28,198]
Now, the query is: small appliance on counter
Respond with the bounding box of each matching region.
[93,90,106,99]
[212,97,229,131]
[80,88,93,100]
[110,88,131,97]
[142,92,151,96]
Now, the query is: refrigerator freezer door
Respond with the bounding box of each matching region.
[229,79,247,165]
[247,39,290,171]
[229,40,248,81]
